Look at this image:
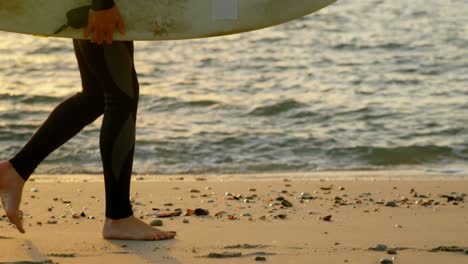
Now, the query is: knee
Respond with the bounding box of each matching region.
[76,91,105,115]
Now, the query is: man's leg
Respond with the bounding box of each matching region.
[87,40,176,240]
[0,39,105,233]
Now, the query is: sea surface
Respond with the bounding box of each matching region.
[1,0,468,176]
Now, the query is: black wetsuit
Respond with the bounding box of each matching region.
[10,0,138,220]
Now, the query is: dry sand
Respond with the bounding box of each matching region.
[0,171,467,264]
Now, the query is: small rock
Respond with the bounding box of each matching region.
[385,201,398,207]
[281,199,293,207]
[194,208,209,216]
[274,214,287,219]
[249,188,257,192]
[321,215,332,222]
[183,219,189,224]
[80,212,86,217]
[157,211,182,218]
[387,249,397,255]
[379,258,393,264]
[369,244,388,251]
[72,212,80,219]
[163,203,173,206]
[150,220,163,226]
[241,213,252,217]
[339,186,345,191]
[255,256,267,261]
[190,189,201,193]
[30,188,39,193]
[47,219,57,224]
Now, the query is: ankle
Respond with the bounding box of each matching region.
[1,161,25,184]
[105,215,134,224]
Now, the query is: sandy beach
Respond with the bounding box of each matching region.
[0,171,467,264]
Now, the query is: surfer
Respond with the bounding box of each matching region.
[0,0,176,241]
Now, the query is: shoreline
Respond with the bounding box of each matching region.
[29,169,468,182]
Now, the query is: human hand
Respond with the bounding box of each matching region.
[84,6,125,45]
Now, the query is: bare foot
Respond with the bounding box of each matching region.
[0,161,26,233]
[103,215,177,240]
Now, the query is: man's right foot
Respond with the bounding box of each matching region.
[0,161,26,233]
[103,215,176,240]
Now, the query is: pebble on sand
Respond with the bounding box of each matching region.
[157,211,182,218]
[369,244,388,251]
[150,219,163,226]
[194,208,209,216]
[30,188,39,193]
[255,256,267,261]
[281,199,293,207]
[274,214,287,220]
[379,258,393,264]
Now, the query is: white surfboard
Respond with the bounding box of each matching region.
[0,0,336,41]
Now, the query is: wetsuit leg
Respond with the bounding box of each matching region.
[99,41,139,220]
[9,40,105,181]
[10,40,139,220]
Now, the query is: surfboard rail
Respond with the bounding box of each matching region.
[0,0,337,41]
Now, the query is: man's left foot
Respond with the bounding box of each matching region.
[0,161,26,233]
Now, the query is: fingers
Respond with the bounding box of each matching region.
[85,7,124,45]
[84,24,93,39]
[93,27,104,45]
[117,17,126,35]
[105,29,113,45]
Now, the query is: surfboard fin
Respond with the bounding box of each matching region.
[54,5,91,35]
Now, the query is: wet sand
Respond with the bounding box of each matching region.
[0,171,467,264]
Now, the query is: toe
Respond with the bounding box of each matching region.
[7,213,25,233]
[163,232,175,240]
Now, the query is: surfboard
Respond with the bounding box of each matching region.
[0,0,336,41]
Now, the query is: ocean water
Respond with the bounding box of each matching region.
[0,0,467,175]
